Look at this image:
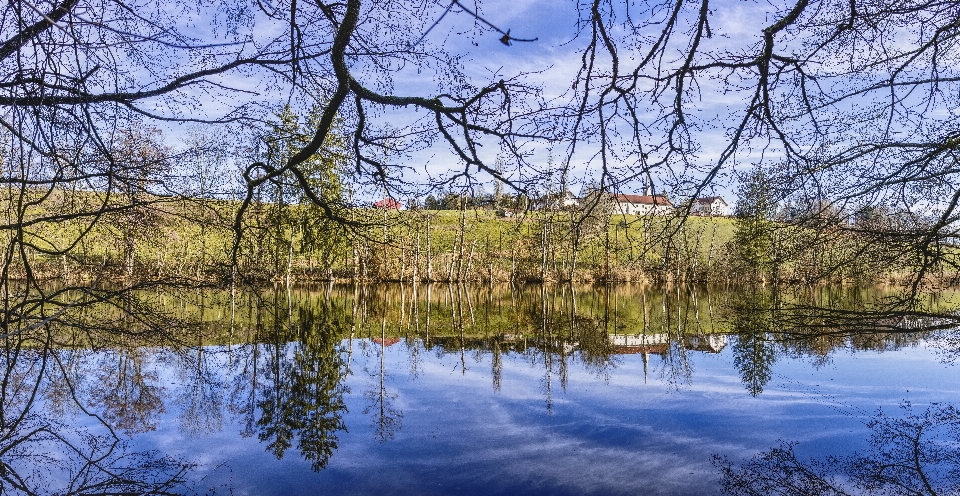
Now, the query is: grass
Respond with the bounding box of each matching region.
[4,188,739,283]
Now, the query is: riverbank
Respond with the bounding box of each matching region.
[5,191,924,286]
[11,191,740,284]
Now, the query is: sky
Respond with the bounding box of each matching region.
[371,0,789,198]
[95,0,959,207]
[132,0,782,201]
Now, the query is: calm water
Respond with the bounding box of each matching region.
[4,284,960,495]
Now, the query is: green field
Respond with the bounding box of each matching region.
[5,188,739,284]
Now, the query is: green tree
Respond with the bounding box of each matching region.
[258,105,350,280]
[733,167,779,280]
[730,290,779,397]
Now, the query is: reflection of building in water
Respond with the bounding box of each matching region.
[374,337,402,347]
[685,334,728,353]
[609,333,727,354]
[610,333,670,354]
[608,333,728,383]
[421,333,727,355]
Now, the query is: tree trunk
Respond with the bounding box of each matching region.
[426,216,433,281]
[124,231,135,277]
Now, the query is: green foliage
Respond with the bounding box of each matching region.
[733,167,779,278]
[730,290,779,397]
[422,190,505,210]
[263,105,347,204]
[256,300,349,471]
[259,105,351,271]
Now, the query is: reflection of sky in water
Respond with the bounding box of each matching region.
[89,339,960,495]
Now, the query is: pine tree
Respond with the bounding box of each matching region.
[733,167,779,279]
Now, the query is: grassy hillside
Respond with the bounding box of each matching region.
[6,187,741,284]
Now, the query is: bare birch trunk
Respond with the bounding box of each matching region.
[414,228,421,283]
[540,219,547,281]
[286,226,295,287]
[426,216,433,281]
[455,204,466,281]
[463,238,477,281]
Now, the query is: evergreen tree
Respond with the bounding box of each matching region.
[259,105,350,276]
[733,167,779,278]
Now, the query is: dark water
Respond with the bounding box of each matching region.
[3,284,959,495]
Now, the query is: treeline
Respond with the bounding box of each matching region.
[1,110,931,289]
[726,167,946,288]
[1,140,930,287]
[11,186,743,284]
[6,183,930,286]
[33,282,947,398]
[420,191,526,211]
[38,279,939,361]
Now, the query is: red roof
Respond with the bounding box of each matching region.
[374,198,402,209]
[615,194,673,206]
[374,337,401,347]
[613,345,669,354]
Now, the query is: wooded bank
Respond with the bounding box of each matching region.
[7,191,924,286]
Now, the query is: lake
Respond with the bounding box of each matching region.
[3,283,959,495]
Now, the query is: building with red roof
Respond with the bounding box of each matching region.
[373,198,402,210]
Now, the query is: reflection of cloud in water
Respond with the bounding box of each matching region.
[718,402,960,496]
[319,346,808,494]
[17,333,957,495]
[333,367,725,494]
[9,279,960,494]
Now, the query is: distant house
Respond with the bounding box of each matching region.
[614,194,674,216]
[497,208,524,218]
[373,198,402,210]
[693,196,728,216]
[559,191,580,209]
[535,190,579,211]
[373,337,401,347]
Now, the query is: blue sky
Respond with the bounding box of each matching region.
[141,0,777,200]
[127,0,959,207]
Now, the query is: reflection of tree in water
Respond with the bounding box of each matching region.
[0,333,193,494]
[8,282,957,491]
[173,292,226,438]
[520,286,618,397]
[725,285,960,396]
[254,296,349,471]
[88,348,166,435]
[228,293,266,440]
[729,289,779,397]
[1,417,193,494]
[175,347,225,438]
[348,283,737,398]
[43,349,87,420]
[716,402,960,496]
[652,286,703,389]
[575,312,618,380]
[363,315,402,443]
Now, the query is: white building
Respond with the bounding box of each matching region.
[693,196,728,216]
[614,194,674,216]
[560,192,580,208]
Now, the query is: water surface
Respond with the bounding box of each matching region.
[3,284,959,494]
